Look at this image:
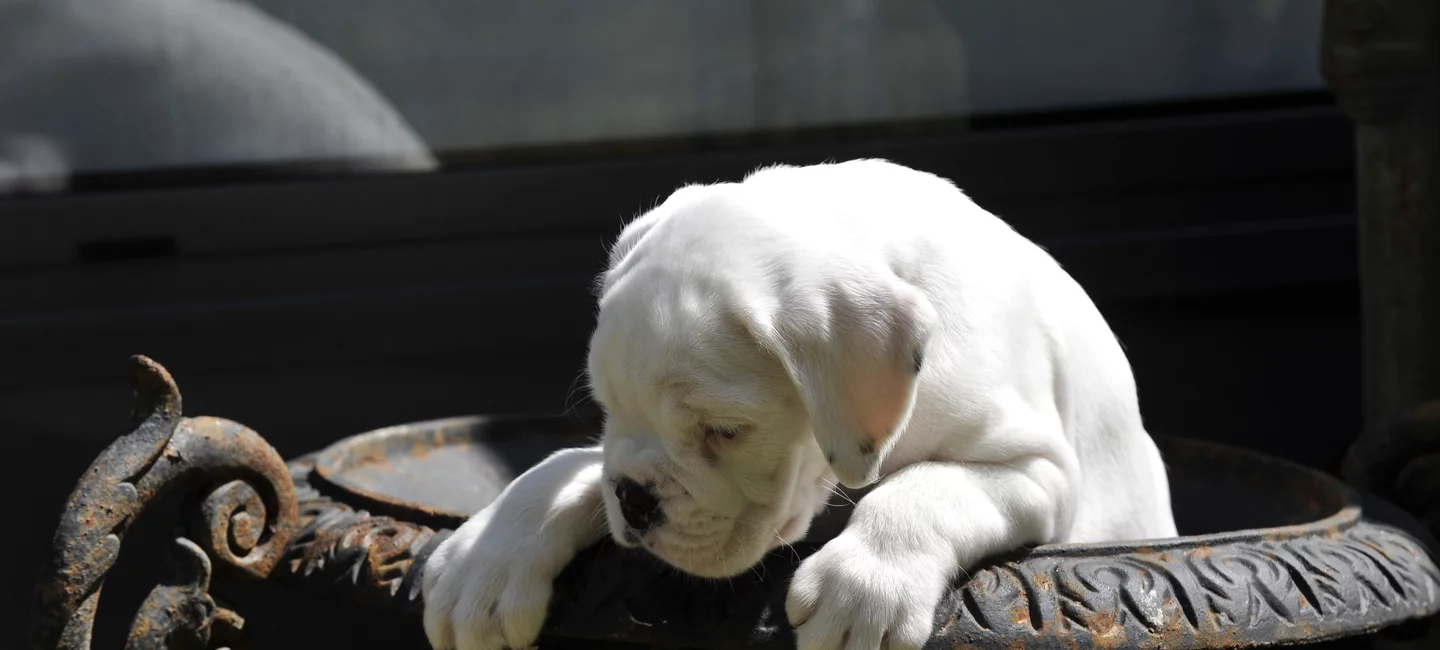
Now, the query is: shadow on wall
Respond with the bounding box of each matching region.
[0,0,435,193]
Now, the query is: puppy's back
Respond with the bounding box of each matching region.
[746,160,1177,542]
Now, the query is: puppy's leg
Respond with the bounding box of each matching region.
[786,458,1066,650]
[422,446,607,650]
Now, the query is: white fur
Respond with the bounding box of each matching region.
[422,159,1178,650]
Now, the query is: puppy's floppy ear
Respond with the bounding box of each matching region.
[760,273,937,488]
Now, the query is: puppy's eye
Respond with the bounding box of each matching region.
[703,424,745,441]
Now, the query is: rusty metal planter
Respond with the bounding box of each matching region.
[29,357,1440,649]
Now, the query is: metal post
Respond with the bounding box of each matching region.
[1321,0,1440,426]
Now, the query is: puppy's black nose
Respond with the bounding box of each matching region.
[615,477,665,533]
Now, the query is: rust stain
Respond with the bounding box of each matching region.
[1363,541,1393,560]
[1009,603,1030,628]
[1143,595,1191,649]
[31,356,298,649]
[357,445,395,472]
[1087,610,1128,650]
[1195,610,1222,648]
[1134,546,1176,564]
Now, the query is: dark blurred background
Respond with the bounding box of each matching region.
[0,1,1377,647]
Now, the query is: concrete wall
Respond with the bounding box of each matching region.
[249,0,1326,152]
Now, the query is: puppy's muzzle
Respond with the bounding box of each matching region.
[615,477,665,539]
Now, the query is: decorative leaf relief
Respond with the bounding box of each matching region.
[274,465,439,609]
[942,524,1439,647]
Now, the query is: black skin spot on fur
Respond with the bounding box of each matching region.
[858,440,876,455]
[912,349,924,374]
[826,450,836,465]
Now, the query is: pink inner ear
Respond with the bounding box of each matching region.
[845,350,909,446]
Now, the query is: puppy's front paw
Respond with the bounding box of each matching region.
[786,533,948,650]
[421,511,556,650]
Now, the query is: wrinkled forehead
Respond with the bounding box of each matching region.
[587,287,784,420]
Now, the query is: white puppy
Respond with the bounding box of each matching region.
[422,159,1177,650]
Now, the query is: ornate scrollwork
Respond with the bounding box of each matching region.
[273,458,444,612]
[531,511,1440,649]
[33,357,1440,649]
[124,538,246,650]
[933,520,1439,649]
[32,356,298,649]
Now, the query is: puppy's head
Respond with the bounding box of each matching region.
[587,182,935,577]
